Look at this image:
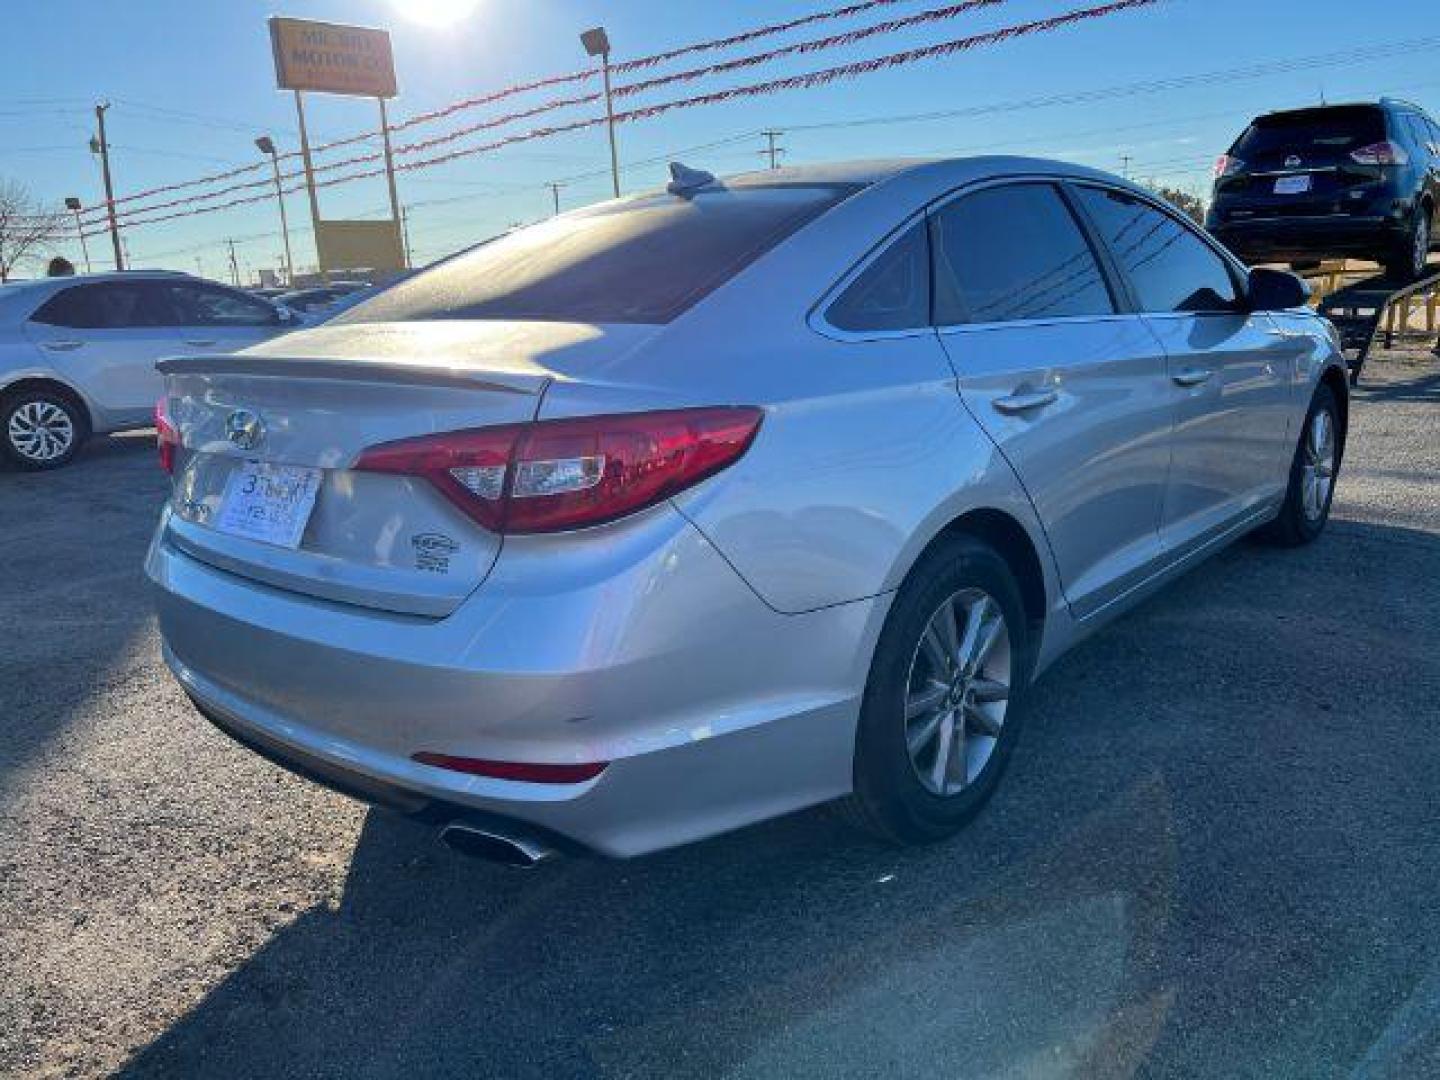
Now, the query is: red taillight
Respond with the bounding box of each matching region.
[1214,154,1244,180]
[355,407,763,535]
[155,396,179,475]
[411,752,608,784]
[1350,141,1409,166]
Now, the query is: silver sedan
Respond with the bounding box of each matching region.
[147,157,1349,862]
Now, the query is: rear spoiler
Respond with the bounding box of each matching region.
[156,354,547,396]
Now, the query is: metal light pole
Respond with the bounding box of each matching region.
[254,136,294,286]
[581,27,620,199]
[64,197,92,274]
[93,102,123,270]
[377,97,407,269]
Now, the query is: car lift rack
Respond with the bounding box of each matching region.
[1315,264,1440,385]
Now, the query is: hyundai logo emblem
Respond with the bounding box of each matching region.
[225,409,265,451]
[1284,155,1302,168]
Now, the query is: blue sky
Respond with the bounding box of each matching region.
[4,0,1437,280]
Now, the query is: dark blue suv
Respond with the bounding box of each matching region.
[1207,99,1440,280]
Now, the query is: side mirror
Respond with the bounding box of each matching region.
[1247,267,1311,312]
[275,305,297,325]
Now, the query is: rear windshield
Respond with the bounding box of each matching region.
[1232,106,1387,157]
[340,183,859,326]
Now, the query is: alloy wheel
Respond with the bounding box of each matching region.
[7,400,76,464]
[1302,408,1336,522]
[903,587,1012,797]
[1415,213,1431,279]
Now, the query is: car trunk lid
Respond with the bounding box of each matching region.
[158,320,660,617]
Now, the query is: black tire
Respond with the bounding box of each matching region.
[1383,203,1431,282]
[839,535,1033,845]
[1,387,88,470]
[1257,382,1343,547]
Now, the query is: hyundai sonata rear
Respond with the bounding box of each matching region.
[149,158,1346,860]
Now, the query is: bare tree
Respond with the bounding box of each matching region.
[1152,186,1206,226]
[0,180,65,282]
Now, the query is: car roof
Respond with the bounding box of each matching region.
[720,155,1141,198]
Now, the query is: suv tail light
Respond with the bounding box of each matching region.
[355,407,763,535]
[1350,141,1409,166]
[155,396,179,475]
[1214,154,1245,179]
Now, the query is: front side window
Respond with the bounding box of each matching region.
[161,284,279,327]
[825,222,930,333]
[930,183,1115,325]
[1074,187,1240,314]
[341,183,859,326]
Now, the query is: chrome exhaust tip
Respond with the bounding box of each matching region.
[438,822,556,868]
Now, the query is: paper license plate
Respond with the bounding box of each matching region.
[216,460,322,549]
[1274,175,1312,195]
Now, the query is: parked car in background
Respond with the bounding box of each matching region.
[0,271,296,469]
[1208,98,1440,280]
[149,158,1349,863]
[277,281,371,317]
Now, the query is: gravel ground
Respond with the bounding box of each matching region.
[2,350,1438,1079]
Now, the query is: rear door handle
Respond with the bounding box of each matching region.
[993,389,1058,415]
[41,340,83,352]
[1172,368,1214,388]
[184,339,218,347]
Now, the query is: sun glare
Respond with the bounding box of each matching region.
[394,0,482,27]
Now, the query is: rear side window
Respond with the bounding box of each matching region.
[931,183,1115,325]
[1075,187,1240,314]
[341,184,858,326]
[825,222,930,333]
[1232,106,1386,157]
[30,283,153,329]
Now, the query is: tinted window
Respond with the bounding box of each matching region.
[931,183,1115,325]
[30,283,155,329]
[1075,187,1240,314]
[161,284,279,327]
[343,184,858,326]
[826,223,930,332]
[1232,106,1386,158]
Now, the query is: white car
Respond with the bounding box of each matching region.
[0,271,297,469]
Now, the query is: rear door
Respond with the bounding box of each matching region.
[23,281,174,420]
[932,181,1175,619]
[1071,184,1297,551]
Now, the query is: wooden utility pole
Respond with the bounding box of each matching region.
[226,239,240,287]
[94,102,123,271]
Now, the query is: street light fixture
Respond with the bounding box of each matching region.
[255,135,295,286]
[580,26,620,199]
[63,197,92,274]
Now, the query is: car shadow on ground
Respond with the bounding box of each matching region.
[113,518,1440,1079]
[1355,368,1440,405]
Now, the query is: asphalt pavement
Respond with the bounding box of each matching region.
[2,352,1438,1079]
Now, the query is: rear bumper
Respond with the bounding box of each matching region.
[148,506,884,857]
[1209,214,1406,263]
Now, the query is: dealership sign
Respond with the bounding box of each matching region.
[269,17,397,98]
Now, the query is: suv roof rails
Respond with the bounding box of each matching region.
[1380,96,1428,115]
